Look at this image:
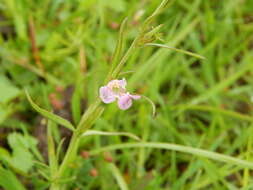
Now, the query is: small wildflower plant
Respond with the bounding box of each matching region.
[25,0,205,189]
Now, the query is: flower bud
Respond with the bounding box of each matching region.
[109,22,119,30]
[80,151,90,159]
[103,152,113,163]
[49,93,64,110]
[55,86,64,93]
[89,168,98,177]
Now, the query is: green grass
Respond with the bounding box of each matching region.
[1,0,253,189]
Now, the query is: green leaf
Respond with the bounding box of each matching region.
[82,130,141,141]
[0,76,20,104]
[141,0,170,32]
[1,133,42,174]
[0,147,11,162]
[23,130,44,162]
[90,142,253,169]
[3,0,27,40]
[105,0,126,12]
[56,138,66,164]
[107,17,128,79]
[145,43,205,60]
[108,163,129,190]
[7,133,34,173]
[25,90,75,131]
[47,120,58,176]
[0,105,13,124]
[71,78,83,125]
[112,17,127,64]
[0,167,26,190]
[140,24,164,44]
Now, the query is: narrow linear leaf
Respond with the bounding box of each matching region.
[142,0,170,32]
[90,142,253,169]
[119,70,135,76]
[108,17,128,78]
[37,169,51,181]
[47,120,58,176]
[108,163,129,190]
[71,81,82,125]
[145,43,205,59]
[82,130,141,141]
[144,24,163,37]
[56,138,66,164]
[25,90,75,131]
[34,160,50,170]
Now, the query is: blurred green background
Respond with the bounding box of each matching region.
[1,0,253,189]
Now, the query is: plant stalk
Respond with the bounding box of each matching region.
[50,100,101,189]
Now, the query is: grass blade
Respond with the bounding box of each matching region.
[47,120,58,177]
[190,55,253,105]
[90,142,253,169]
[82,130,141,141]
[108,163,129,190]
[145,43,205,59]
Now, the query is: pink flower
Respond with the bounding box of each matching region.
[99,78,141,110]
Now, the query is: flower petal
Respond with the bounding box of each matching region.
[107,78,127,89]
[130,94,141,100]
[118,78,127,88]
[99,86,116,103]
[118,94,132,110]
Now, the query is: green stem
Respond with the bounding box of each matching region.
[57,132,80,178]
[111,37,139,79]
[76,99,101,131]
[50,132,79,189]
[50,99,101,189]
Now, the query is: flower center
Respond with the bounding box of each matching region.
[109,81,125,96]
[112,86,121,93]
